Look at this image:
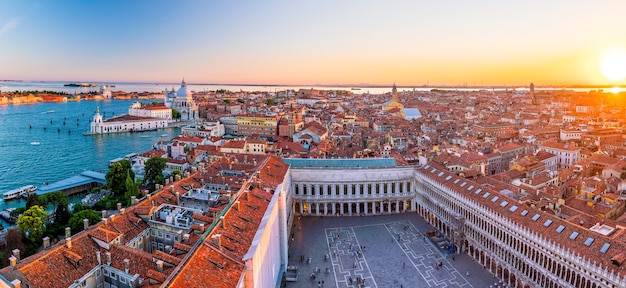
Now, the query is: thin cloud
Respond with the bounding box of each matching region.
[0,17,22,38]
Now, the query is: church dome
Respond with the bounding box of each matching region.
[176,79,191,99]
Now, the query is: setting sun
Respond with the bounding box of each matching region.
[601,48,626,81]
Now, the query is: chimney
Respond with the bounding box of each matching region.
[156,260,164,272]
[170,186,174,193]
[213,234,222,249]
[235,201,240,211]
[12,249,20,262]
[9,256,17,269]
[183,234,190,244]
[131,196,137,205]
[96,251,101,265]
[124,258,130,274]
[83,218,89,230]
[43,237,50,249]
[102,210,107,219]
[165,178,170,185]
[199,223,205,232]
[117,202,122,211]
[105,252,111,266]
[220,216,226,229]
[175,192,180,205]
[244,190,249,200]
[10,279,20,288]
[66,237,72,249]
[65,227,71,238]
[177,231,182,242]
[120,208,125,215]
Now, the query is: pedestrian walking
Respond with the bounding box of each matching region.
[403,261,406,268]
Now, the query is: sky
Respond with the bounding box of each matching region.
[1,0,626,86]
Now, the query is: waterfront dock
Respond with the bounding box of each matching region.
[36,171,106,196]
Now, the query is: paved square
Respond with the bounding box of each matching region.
[285,214,497,288]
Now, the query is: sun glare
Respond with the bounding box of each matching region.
[600,48,626,82]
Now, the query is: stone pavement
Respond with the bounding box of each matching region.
[285,213,500,288]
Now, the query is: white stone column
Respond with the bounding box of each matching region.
[340,203,344,215]
[356,203,360,215]
[299,201,304,215]
[332,203,336,215]
[348,203,352,215]
[388,201,392,213]
[315,203,320,215]
[380,202,384,214]
[396,201,399,213]
[323,184,328,198]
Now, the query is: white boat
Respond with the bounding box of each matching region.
[3,185,37,201]
[30,142,41,145]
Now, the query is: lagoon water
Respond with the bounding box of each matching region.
[0,99,180,211]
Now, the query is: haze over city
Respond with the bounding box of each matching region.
[1,0,626,86]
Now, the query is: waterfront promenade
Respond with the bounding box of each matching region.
[286,214,499,288]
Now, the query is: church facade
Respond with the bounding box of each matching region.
[164,79,199,121]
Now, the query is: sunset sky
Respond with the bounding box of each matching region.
[1,0,626,86]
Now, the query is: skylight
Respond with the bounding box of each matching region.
[569,231,579,240]
[424,165,430,169]
[491,196,499,202]
[556,225,565,233]
[460,182,467,187]
[521,210,529,216]
[531,214,540,221]
[438,172,444,177]
[474,188,482,194]
[431,168,437,173]
[543,219,553,227]
[445,175,453,181]
[584,237,594,247]
[467,185,474,191]
[600,243,611,254]
[509,205,518,212]
[482,192,490,198]
[500,201,509,207]
[454,179,460,184]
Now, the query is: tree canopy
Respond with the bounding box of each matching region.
[17,205,47,241]
[125,172,141,206]
[172,108,181,120]
[143,157,166,191]
[106,160,134,197]
[54,196,71,227]
[68,210,101,234]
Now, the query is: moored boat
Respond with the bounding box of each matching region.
[3,185,37,201]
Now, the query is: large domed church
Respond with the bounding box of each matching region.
[164,79,199,121]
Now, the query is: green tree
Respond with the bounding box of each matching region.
[172,108,181,120]
[72,203,92,213]
[265,98,277,106]
[223,99,231,104]
[124,172,141,206]
[25,194,40,209]
[143,157,166,191]
[172,170,182,178]
[17,205,47,241]
[54,197,71,226]
[68,210,101,234]
[106,160,134,197]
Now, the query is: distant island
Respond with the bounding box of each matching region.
[64,83,96,87]
[63,83,115,88]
